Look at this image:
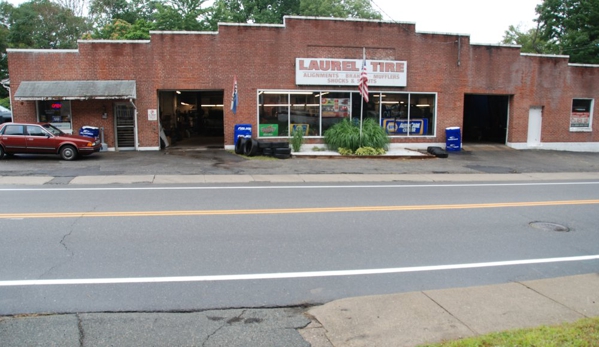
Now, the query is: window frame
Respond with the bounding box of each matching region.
[570,98,594,132]
[256,89,437,139]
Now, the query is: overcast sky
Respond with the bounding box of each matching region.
[5,0,542,44]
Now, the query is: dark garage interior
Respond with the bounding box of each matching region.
[463,94,509,143]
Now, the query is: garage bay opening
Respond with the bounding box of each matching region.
[462,95,509,144]
[158,90,225,149]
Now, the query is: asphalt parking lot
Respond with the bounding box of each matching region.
[0,144,598,179]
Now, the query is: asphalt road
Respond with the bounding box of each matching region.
[1,180,598,315]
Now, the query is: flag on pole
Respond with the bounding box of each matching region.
[358,58,369,103]
[231,75,238,115]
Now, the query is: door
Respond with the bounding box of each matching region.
[115,103,136,150]
[527,106,542,147]
[0,124,26,153]
[25,124,55,153]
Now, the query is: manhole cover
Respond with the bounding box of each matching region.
[529,222,570,232]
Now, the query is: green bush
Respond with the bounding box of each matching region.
[324,118,389,152]
[291,127,304,152]
[355,146,386,156]
[338,147,353,156]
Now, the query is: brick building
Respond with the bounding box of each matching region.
[6,16,599,152]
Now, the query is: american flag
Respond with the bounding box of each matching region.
[358,59,369,103]
[231,76,238,114]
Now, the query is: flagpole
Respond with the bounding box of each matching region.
[359,48,365,146]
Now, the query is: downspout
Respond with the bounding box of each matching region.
[457,35,461,67]
[129,98,138,150]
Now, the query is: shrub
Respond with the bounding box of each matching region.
[360,118,390,150]
[324,118,389,152]
[355,147,385,156]
[324,118,361,152]
[290,127,304,152]
[338,147,353,156]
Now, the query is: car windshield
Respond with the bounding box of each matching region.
[42,124,65,136]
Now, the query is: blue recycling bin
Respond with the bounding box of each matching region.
[80,126,99,138]
[234,124,252,142]
[445,127,461,151]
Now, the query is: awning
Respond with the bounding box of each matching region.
[14,80,136,101]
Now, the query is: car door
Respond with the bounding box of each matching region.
[26,125,57,154]
[0,124,27,153]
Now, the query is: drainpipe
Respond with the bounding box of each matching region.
[129,98,138,150]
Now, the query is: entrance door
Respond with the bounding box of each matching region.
[527,106,542,147]
[115,103,136,150]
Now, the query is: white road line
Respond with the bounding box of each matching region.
[1,255,597,287]
[0,181,598,192]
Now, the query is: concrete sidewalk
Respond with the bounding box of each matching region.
[1,274,597,346]
[1,172,599,185]
[301,273,599,347]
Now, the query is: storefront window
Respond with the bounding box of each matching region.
[258,93,289,137]
[257,90,436,138]
[570,99,593,131]
[290,93,320,136]
[321,92,351,134]
[380,93,409,137]
[37,101,72,133]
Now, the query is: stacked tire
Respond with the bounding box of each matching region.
[427,146,448,158]
[235,137,291,159]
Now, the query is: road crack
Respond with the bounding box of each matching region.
[202,310,246,347]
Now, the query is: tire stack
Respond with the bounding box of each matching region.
[235,137,291,159]
[427,146,448,158]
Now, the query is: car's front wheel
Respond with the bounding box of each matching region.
[60,145,78,161]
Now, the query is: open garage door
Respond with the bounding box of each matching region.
[463,95,509,144]
[158,90,224,149]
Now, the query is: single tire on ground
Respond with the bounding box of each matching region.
[244,138,259,156]
[0,145,4,159]
[274,153,291,159]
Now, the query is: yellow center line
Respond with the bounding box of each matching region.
[1,199,599,219]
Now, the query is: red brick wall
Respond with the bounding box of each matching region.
[7,17,599,148]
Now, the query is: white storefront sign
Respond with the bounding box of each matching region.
[295,58,407,87]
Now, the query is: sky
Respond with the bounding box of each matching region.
[371,0,543,44]
[5,0,543,44]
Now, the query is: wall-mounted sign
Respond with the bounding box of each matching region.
[148,109,157,121]
[382,118,428,135]
[296,58,407,87]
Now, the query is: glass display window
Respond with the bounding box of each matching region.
[570,99,593,131]
[37,101,72,133]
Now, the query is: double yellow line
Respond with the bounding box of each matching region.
[2,199,599,219]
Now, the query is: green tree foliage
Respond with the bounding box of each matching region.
[208,0,300,29]
[502,24,550,54]
[300,0,381,19]
[8,0,87,49]
[535,0,599,63]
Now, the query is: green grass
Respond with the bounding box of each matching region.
[419,317,599,347]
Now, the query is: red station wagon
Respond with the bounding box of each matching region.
[0,122,101,160]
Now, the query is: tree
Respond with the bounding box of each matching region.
[300,0,381,19]
[208,0,380,30]
[535,0,599,63]
[501,24,549,54]
[8,0,87,49]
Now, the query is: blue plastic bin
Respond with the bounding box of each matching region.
[445,127,461,151]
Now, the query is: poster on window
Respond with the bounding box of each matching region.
[382,119,428,135]
[570,112,590,128]
[321,98,349,118]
